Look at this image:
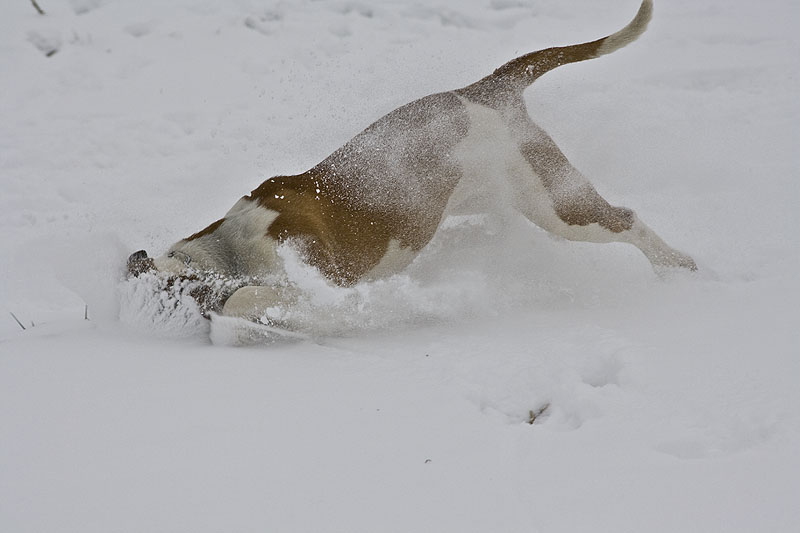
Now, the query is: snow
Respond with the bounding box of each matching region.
[1,0,799,531]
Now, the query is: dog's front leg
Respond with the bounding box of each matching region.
[221,285,298,324]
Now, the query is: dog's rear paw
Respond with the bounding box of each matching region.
[652,250,697,275]
[675,254,697,272]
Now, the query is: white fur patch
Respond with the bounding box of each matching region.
[448,99,561,230]
[160,199,282,278]
[449,98,642,246]
[221,285,285,320]
[596,0,652,56]
[447,99,516,216]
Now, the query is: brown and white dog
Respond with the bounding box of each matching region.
[128,0,695,323]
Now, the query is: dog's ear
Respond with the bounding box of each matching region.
[127,250,155,277]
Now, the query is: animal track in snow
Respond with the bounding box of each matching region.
[27,30,61,57]
[124,22,154,38]
[436,325,635,431]
[244,10,284,36]
[577,342,627,388]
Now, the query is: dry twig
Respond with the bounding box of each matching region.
[528,403,551,425]
[10,312,27,331]
[31,0,46,16]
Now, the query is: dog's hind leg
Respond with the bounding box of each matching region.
[511,121,696,272]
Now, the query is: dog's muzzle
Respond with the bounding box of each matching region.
[125,249,231,317]
[127,249,156,277]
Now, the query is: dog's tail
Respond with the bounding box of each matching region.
[465,0,652,95]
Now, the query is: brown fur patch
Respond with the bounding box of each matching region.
[519,139,634,233]
[250,174,400,285]
[456,39,606,107]
[245,92,470,285]
[554,189,634,233]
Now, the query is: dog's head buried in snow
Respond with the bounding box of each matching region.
[127,0,695,328]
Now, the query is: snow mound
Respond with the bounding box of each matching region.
[118,272,209,338]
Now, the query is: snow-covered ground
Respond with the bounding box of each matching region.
[2,0,798,531]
